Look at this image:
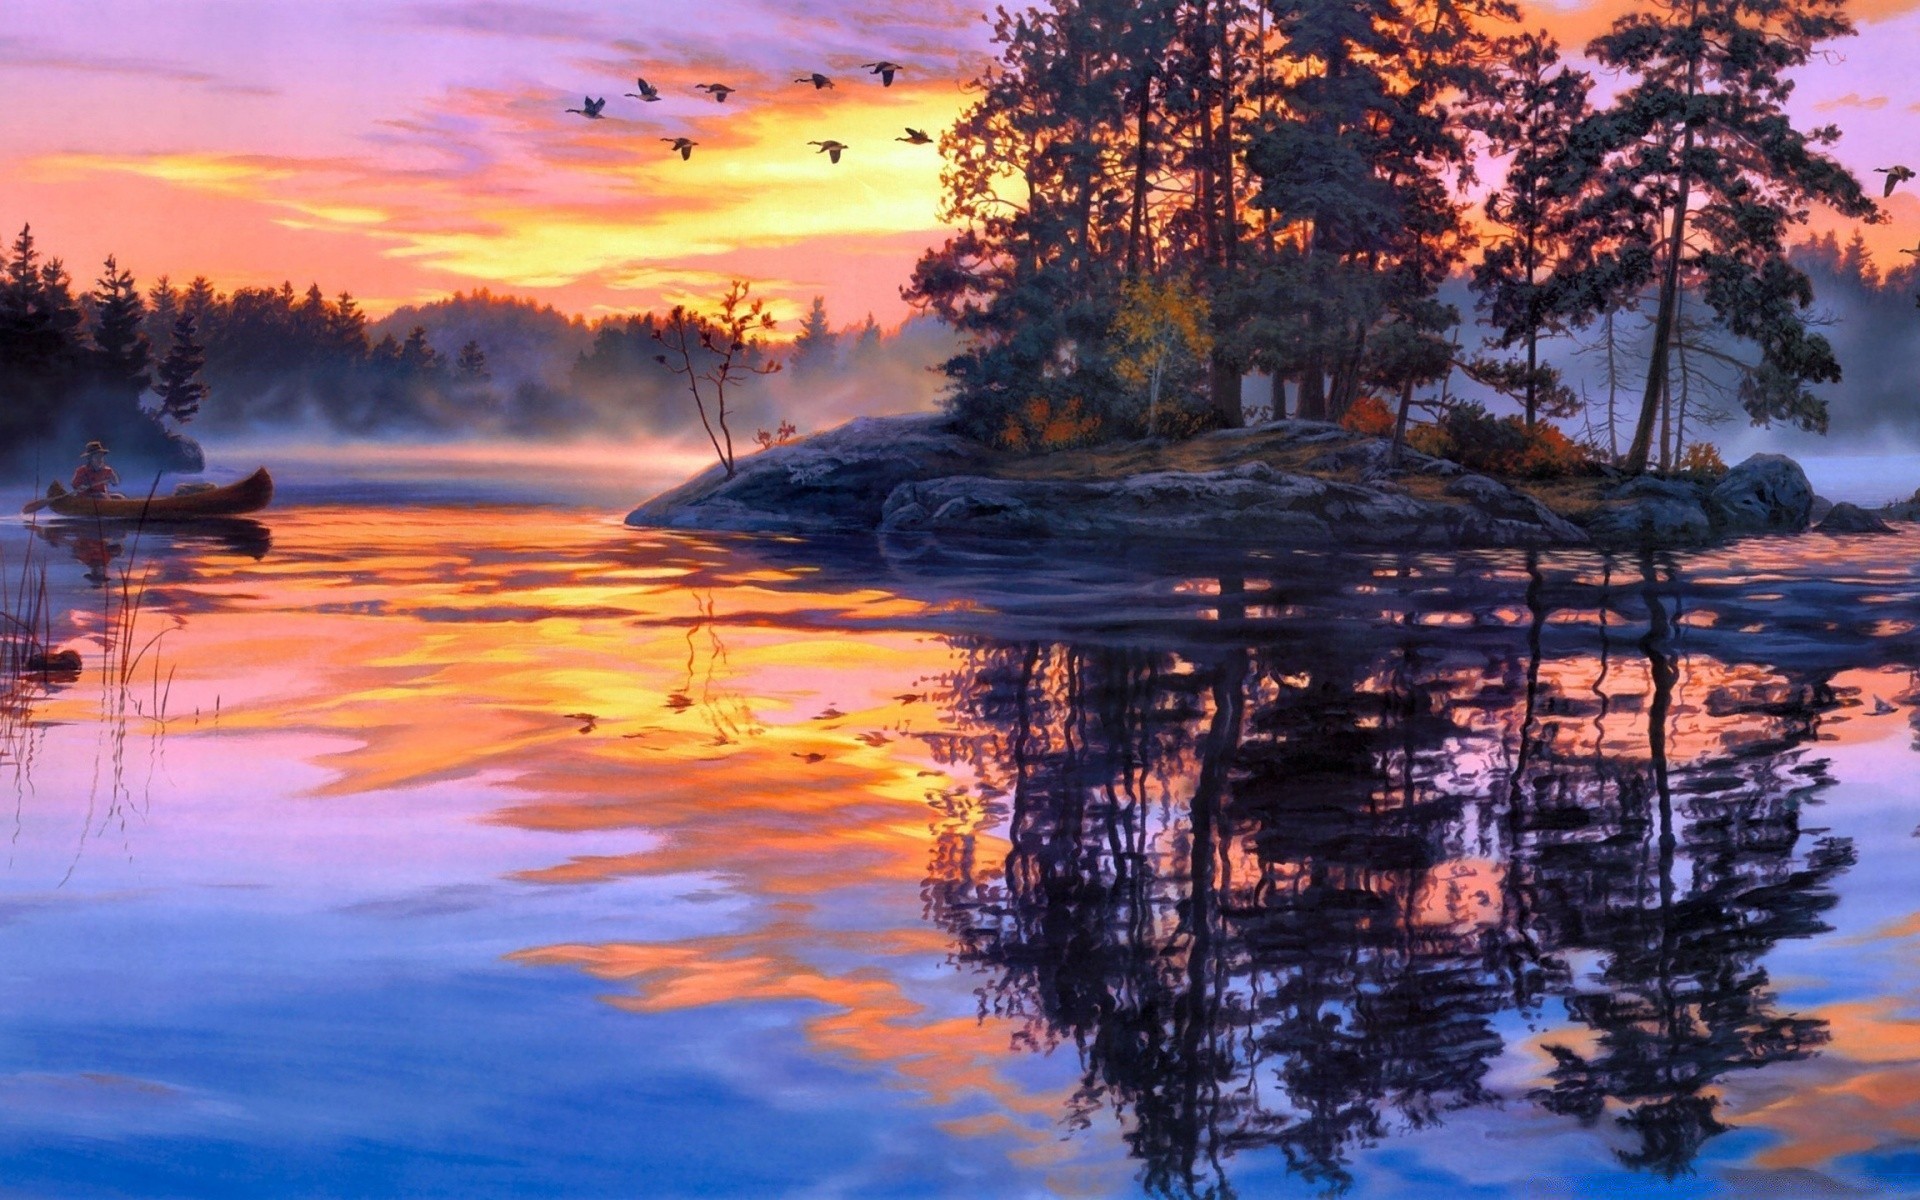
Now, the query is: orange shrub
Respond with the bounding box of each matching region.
[1000,396,1102,453]
[1405,422,1452,459]
[1675,441,1728,480]
[1340,394,1397,437]
[1508,422,1586,478]
[1403,404,1589,479]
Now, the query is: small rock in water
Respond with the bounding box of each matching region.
[23,648,82,675]
[1815,502,1895,535]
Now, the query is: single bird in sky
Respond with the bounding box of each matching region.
[695,83,736,102]
[1876,165,1915,197]
[861,61,904,87]
[565,96,607,119]
[662,137,698,160]
[896,127,932,144]
[795,72,833,89]
[625,77,661,102]
[809,139,848,163]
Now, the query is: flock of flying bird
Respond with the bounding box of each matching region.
[563,65,1918,240]
[564,60,931,164]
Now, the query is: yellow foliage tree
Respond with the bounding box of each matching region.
[1112,276,1212,437]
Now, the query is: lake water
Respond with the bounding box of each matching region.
[1,460,1918,1198]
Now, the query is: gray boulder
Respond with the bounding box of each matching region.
[1444,474,1587,542]
[1607,475,1708,505]
[1585,493,1715,546]
[1815,502,1895,535]
[624,414,990,533]
[881,463,1588,548]
[1708,454,1814,534]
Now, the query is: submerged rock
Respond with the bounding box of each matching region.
[1815,502,1896,535]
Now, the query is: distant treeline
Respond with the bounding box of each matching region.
[1784,234,1920,445]
[0,222,960,463]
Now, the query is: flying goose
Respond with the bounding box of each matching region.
[795,72,833,89]
[896,127,932,144]
[695,83,736,102]
[662,137,698,160]
[809,139,848,163]
[565,96,607,119]
[624,77,661,102]
[861,61,903,87]
[1877,165,1915,198]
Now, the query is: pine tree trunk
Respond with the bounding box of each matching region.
[1269,371,1286,422]
[1389,377,1414,467]
[1525,329,1539,428]
[1626,78,1697,474]
[1210,356,1241,428]
[1127,80,1152,278]
[1604,310,1619,462]
[1298,360,1326,422]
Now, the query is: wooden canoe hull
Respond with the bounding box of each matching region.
[34,468,274,520]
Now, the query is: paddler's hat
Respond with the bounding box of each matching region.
[81,440,108,456]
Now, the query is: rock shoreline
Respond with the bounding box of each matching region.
[625,413,1896,551]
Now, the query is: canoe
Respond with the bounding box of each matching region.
[28,468,274,520]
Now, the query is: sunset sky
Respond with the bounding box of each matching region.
[6,0,1920,326]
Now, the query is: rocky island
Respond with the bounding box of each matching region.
[626,413,1890,551]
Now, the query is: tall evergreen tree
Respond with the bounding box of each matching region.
[145,275,181,358]
[87,255,151,398]
[1248,0,1516,420]
[790,296,837,375]
[328,291,370,360]
[1470,32,1592,428]
[153,313,208,424]
[1574,0,1877,472]
[399,325,439,374]
[456,339,490,381]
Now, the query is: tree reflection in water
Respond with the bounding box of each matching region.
[923,553,1855,1196]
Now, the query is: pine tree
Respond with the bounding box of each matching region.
[146,275,180,357]
[456,339,489,381]
[1470,32,1592,429]
[399,326,439,374]
[1576,0,1877,472]
[328,292,370,360]
[790,296,837,375]
[153,313,207,424]
[87,255,150,397]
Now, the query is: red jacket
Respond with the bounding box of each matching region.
[71,463,119,496]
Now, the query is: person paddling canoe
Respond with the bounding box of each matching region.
[70,441,121,498]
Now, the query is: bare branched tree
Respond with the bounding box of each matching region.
[652,280,781,478]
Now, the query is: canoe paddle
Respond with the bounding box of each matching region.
[21,484,63,515]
